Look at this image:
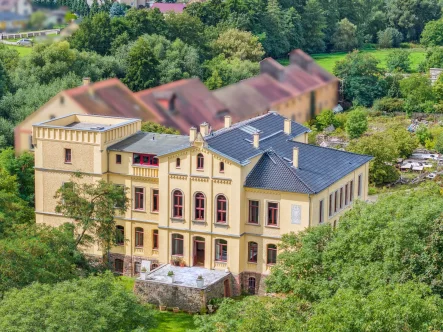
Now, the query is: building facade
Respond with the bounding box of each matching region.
[33,112,371,295]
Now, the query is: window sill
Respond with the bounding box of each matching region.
[132,209,146,212]
[151,210,159,214]
[265,225,280,229]
[214,222,229,228]
[135,246,144,249]
[64,162,72,164]
[247,261,258,264]
[132,164,159,168]
[192,220,206,225]
[246,222,260,226]
[196,169,204,172]
[214,260,227,264]
[115,244,124,247]
[170,218,185,223]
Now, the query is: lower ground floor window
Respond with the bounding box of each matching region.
[114,259,124,273]
[134,262,141,274]
[248,277,256,294]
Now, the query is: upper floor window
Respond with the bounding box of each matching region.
[153,230,158,249]
[176,158,181,168]
[345,183,349,206]
[152,189,159,212]
[248,200,259,224]
[358,174,362,197]
[215,239,227,262]
[133,153,158,166]
[319,200,324,224]
[65,148,72,163]
[173,190,183,218]
[116,154,122,164]
[135,227,144,247]
[216,195,227,223]
[172,233,184,256]
[248,242,258,263]
[350,180,354,202]
[329,193,333,217]
[134,187,144,210]
[194,192,205,220]
[219,162,225,173]
[116,225,125,246]
[267,202,279,226]
[267,244,277,265]
[197,153,204,169]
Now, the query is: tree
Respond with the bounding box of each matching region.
[415,124,432,145]
[165,12,206,50]
[109,2,125,18]
[0,61,9,100]
[301,0,326,53]
[421,18,443,47]
[0,43,19,72]
[29,11,47,30]
[400,74,434,110]
[347,132,399,184]
[333,51,385,107]
[212,28,265,61]
[125,8,166,39]
[331,18,359,52]
[345,108,368,138]
[0,223,88,292]
[386,49,410,73]
[314,109,340,131]
[123,37,160,91]
[377,27,403,48]
[387,124,418,158]
[141,122,179,134]
[54,174,129,263]
[434,133,443,154]
[205,69,223,90]
[0,272,156,331]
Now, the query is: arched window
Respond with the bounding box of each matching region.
[215,239,227,262]
[248,242,258,263]
[194,192,205,220]
[135,227,144,247]
[152,230,158,249]
[114,259,124,273]
[248,277,256,294]
[134,262,141,274]
[216,195,227,223]
[267,244,277,265]
[172,233,184,256]
[197,153,204,169]
[219,162,225,173]
[176,158,181,168]
[172,190,183,218]
[116,226,125,245]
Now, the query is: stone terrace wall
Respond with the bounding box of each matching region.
[135,275,232,312]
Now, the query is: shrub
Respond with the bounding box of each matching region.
[386,49,410,73]
[377,28,403,48]
[373,97,405,113]
[345,108,368,139]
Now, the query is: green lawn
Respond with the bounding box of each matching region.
[279,48,427,73]
[6,45,32,57]
[152,311,196,332]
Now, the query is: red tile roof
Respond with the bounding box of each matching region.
[136,78,229,133]
[65,78,160,122]
[150,3,186,13]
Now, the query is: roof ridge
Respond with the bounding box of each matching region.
[267,150,315,193]
[291,140,373,159]
[205,113,274,139]
[137,131,188,138]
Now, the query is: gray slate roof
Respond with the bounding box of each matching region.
[205,112,372,194]
[108,132,190,155]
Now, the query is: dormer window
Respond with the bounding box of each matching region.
[197,153,204,169]
[133,153,158,166]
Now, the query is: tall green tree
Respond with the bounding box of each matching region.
[345,108,368,138]
[331,18,359,52]
[421,18,443,47]
[54,174,129,261]
[122,37,160,91]
[301,0,326,53]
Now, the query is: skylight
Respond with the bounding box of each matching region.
[240,125,259,135]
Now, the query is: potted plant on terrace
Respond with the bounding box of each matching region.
[196,275,204,288]
[179,259,186,267]
[140,267,147,280]
[167,270,175,283]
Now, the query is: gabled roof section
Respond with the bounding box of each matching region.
[136,78,229,134]
[65,78,159,122]
[245,150,314,194]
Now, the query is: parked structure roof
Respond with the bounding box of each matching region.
[136,78,229,133]
[108,131,190,155]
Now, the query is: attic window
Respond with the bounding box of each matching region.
[59,96,64,105]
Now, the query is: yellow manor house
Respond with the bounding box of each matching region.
[33,112,371,295]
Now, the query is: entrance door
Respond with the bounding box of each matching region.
[224,279,231,297]
[193,237,205,266]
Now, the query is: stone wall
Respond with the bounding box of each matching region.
[108,253,160,277]
[134,275,232,312]
[239,272,268,296]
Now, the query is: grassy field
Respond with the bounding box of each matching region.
[6,45,33,57]
[279,48,427,73]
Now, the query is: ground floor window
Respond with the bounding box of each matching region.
[267,244,277,265]
[248,242,258,263]
[114,259,124,273]
[215,239,228,262]
[172,233,184,256]
[248,277,256,294]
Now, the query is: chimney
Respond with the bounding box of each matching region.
[284,118,291,135]
[189,127,197,142]
[289,50,314,73]
[253,132,260,149]
[82,77,91,86]
[200,122,209,137]
[224,115,232,128]
[293,147,299,168]
[259,58,285,82]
